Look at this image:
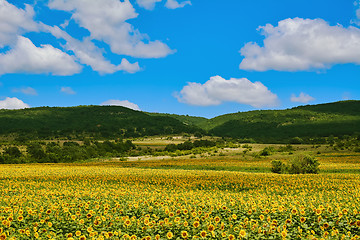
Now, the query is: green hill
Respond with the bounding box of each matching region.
[207,101,360,142]
[0,106,203,140]
[1,101,359,143]
[146,112,208,127]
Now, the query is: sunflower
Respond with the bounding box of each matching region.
[125,219,131,227]
[200,231,206,238]
[166,231,174,239]
[323,222,329,229]
[181,231,189,239]
[144,218,150,226]
[300,217,306,223]
[208,224,215,232]
[315,209,322,215]
[239,230,246,238]
[228,234,235,240]
[193,221,200,228]
[75,231,81,237]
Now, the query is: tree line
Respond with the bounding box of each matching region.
[0,140,135,164]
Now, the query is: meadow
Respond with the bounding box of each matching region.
[1,148,360,240]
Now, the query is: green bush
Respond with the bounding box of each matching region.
[271,155,320,174]
[288,155,320,174]
[271,160,285,174]
[260,147,274,156]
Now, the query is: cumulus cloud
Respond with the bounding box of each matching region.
[0,97,30,109]
[60,87,76,95]
[240,18,360,71]
[165,0,191,9]
[136,0,162,10]
[137,0,191,10]
[0,36,82,76]
[175,75,279,108]
[42,25,140,74]
[0,0,38,47]
[290,92,315,103]
[48,0,174,58]
[353,1,360,25]
[12,87,37,96]
[100,99,141,111]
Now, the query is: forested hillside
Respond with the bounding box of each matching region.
[0,106,203,140]
[207,101,360,142]
[0,101,359,143]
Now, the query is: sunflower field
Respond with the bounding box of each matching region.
[0,162,360,240]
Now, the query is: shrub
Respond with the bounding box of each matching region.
[271,160,285,174]
[288,155,320,174]
[290,137,303,144]
[260,147,274,156]
[271,155,320,174]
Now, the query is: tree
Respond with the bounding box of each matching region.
[27,143,46,160]
[271,160,285,174]
[4,146,22,158]
[288,155,320,174]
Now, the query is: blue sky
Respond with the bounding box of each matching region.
[0,0,359,118]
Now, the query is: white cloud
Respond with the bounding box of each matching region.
[165,0,191,9]
[0,0,38,47]
[0,97,29,109]
[60,87,76,95]
[100,99,141,111]
[42,25,140,74]
[0,36,82,76]
[175,75,279,108]
[48,0,174,58]
[290,92,315,103]
[12,87,37,96]
[353,1,360,25]
[136,0,162,10]
[240,18,360,71]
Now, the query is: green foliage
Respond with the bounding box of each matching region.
[290,137,303,144]
[1,140,136,164]
[4,146,22,158]
[0,106,204,140]
[1,100,360,144]
[288,155,320,174]
[207,101,360,143]
[164,140,217,152]
[271,160,285,174]
[271,155,320,174]
[259,147,275,156]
